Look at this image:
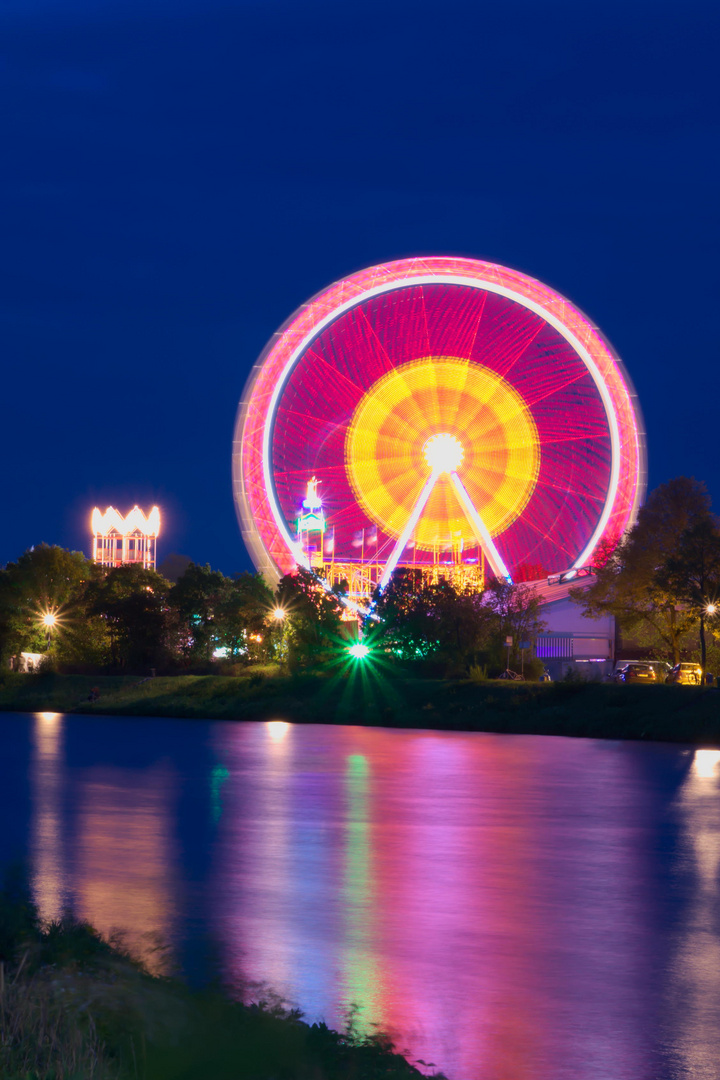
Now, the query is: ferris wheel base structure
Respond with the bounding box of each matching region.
[233,257,646,598]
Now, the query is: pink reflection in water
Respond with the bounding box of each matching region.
[212,724,668,1080]
[22,714,719,1079]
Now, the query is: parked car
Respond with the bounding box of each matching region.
[611,660,671,683]
[666,663,703,685]
[614,663,657,684]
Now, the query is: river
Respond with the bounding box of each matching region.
[1,712,719,1079]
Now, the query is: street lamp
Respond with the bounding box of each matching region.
[698,602,718,685]
[272,607,286,621]
[348,642,370,661]
[39,609,59,649]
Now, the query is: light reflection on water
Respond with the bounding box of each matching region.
[71,763,178,973]
[31,712,68,922]
[30,713,178,973]
[4,713,720,1078]
[664,746,720,1077]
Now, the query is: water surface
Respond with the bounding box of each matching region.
[1,712,719,1080]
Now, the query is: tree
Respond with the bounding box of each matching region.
[484,578,546,671]
[574,478,713,663]
[0,545,95,666]
[168,563,232,664]
[217,572,274,662]
[657,519,720,675]
[275,569,345,668]
[167,565,275,665]
[371,569,437,660]
[373,570,492,666]
[87,564,170,671]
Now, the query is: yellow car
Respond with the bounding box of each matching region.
[666,663,703,685]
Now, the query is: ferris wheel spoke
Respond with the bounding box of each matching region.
[449,472,513,584]
[378,470,441,591]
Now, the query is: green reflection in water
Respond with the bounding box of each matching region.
[210,764,230,823]
[343,752,379,1037]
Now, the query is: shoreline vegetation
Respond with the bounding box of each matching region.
[1,670,719,745]
[0,868,444,1080]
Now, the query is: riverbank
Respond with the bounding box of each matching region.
[1,670,719,744]
[0,868,442,1080]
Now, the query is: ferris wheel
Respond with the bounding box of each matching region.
[233,257,646,595]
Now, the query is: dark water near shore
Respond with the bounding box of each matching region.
[1,712,719,1079]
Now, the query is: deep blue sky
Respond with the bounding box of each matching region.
[2,0,718,575]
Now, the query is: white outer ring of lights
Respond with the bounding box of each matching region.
[262,275,623,574]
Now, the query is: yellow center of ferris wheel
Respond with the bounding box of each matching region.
[345,358,540,550]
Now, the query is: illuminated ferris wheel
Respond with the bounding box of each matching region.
[233,258,646,597]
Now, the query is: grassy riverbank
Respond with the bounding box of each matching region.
[0,868,441,1080]
[1,669,719,744]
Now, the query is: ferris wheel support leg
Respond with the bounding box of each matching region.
[449,472,513,584]
[378,470,441,592]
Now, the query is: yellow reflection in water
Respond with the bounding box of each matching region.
[693,749,720,779]
[267,720,290,742]
[74,765,177,974]
[32,712,66,922]
[667,747,720,1074]
[37,712,61,725]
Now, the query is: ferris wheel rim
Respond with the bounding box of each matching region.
[233,257,646,585]
[261,276,623,576]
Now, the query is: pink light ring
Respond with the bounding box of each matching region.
[236,258,644,579]
[242,263,640,574]
[259,275,629,574]
[474,262,645,540]
[586,320,647,542]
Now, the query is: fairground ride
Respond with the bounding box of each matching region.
[233,258,646,608]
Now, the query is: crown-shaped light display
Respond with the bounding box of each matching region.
[91,506,161,537]
[91,506,160,570]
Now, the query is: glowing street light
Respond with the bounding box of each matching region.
[706,603,717,616]
[348,642,370,660]
[38,608,60,649]
[272,607,286,621]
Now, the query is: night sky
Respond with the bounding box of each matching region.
[2,0,718,575]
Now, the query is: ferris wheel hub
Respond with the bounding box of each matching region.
[423,432,464,474]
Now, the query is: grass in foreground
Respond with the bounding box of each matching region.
[0,866,446,1080]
